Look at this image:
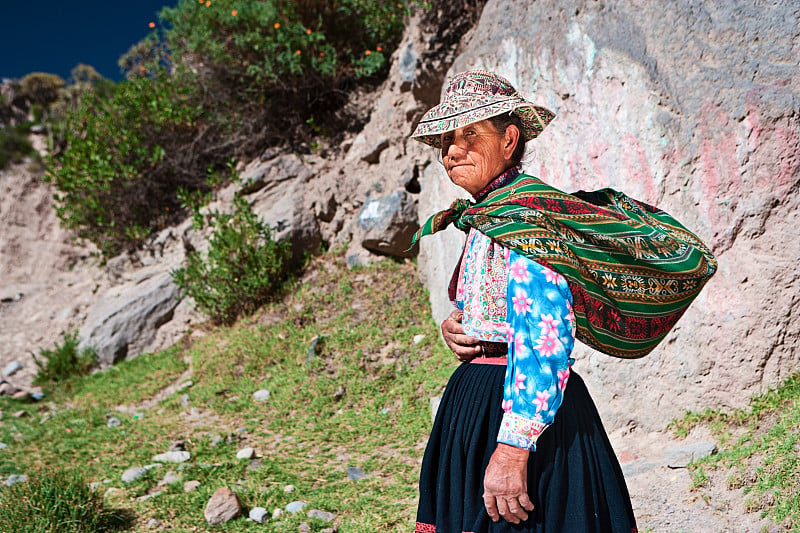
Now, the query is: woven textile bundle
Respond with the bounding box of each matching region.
[415,174,718,358]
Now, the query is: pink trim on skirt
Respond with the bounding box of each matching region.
[469,356,507,365]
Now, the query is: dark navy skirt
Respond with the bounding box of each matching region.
[415,361,637,533]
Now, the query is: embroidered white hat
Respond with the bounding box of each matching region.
[411,70,555,148]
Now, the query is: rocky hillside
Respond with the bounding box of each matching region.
[1,0,799,442]
[418,0,800,432]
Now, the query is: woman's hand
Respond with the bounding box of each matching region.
[483,443,534,524]
[441,310,481,362]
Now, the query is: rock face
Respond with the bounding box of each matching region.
[417,0,800,431]
[241,154,322,267]
[0,156,100,388]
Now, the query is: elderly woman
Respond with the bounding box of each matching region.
[410,70,716,533]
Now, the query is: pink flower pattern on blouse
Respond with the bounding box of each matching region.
[532,390,551,412]
[538,314,560,336]
[558,369,570,391]
[565,301,576,331]
[533,332,563,358]
[512,288,534,315]
[543,268,565,285]
[509,258,530,283]
[513,371,527,395]
[502,399,513,413]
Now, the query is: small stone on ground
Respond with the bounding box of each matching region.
[308,509,335,522]
[152,450,191,463]
[249,507,269,523]
[2,361,22,377]
[347,467,366,481]
[286,501,307,514]
[253,389,271,402]
[184,480,201,492]
[236,447,255,460]
[204,487,241,526]
[663,441,717,468]
[5,474,26,486]
[122,465,158,483]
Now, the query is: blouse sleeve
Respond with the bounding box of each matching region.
[497,250,576,451]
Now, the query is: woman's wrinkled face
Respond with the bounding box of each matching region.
[441,120,515,197]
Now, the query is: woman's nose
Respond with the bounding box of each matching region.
[445,138,466,158]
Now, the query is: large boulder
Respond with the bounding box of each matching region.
[356,189,419,258]
[417,0,800,431]
[79,268,181,367]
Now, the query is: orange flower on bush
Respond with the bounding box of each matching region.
[319,52,325,57]
[231,9,237,16]
[205,0,211,6]
[296,50,301,55]
[148,22,156,28]
[306,28,312,35]
[274,22,280,29]
[365,50,371,55]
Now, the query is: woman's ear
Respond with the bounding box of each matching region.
[503,124,520,160]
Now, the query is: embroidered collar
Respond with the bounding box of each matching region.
[474,166,521,202]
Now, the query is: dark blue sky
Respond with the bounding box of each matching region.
[1,1,177,82]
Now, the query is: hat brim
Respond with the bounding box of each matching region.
[411,96,555,148]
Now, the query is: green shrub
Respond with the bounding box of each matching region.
[48,65,115,129]
[0,468,133,532]
[45,70,209,256]
[158,0,409,144]
[161,0,404,84]
[172,194,292,325]
[19,72,64,106]
[33,331,95,385]
[0,123,35,170]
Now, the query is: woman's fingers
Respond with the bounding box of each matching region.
[446,337,480,361]
[495,497,516,523]
[482,493,500,522]
[518,492,535,511]
[484,496,528,524]
[441,310,480,360]
[504,497,528,523]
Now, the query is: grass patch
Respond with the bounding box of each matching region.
[671,373,800,529]
[0,468,134,532]
[0,254,455,531]
[33,331,95,387]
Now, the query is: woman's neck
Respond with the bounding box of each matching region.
[473,166,521,202]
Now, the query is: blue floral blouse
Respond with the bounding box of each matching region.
[454,230,576,451]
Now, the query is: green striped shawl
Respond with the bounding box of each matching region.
[413,174,718,358]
